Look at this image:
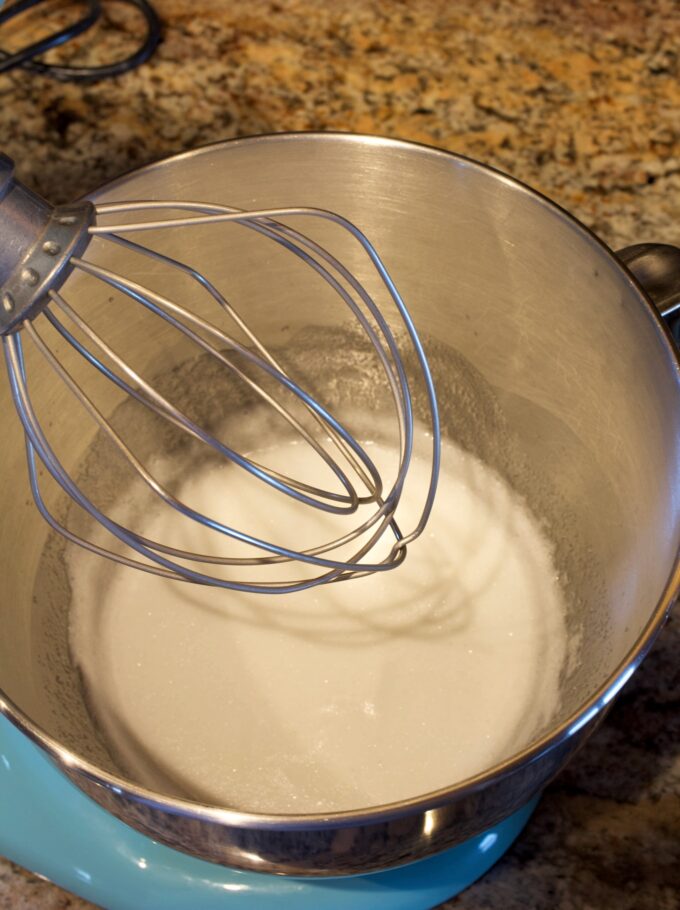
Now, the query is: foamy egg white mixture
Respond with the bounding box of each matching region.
[69,421,567,814]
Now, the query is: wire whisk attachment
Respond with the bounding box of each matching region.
[0,153,440,593]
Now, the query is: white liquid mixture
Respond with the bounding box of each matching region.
[69,426,567,814]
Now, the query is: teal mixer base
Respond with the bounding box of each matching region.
[0,714,537,910]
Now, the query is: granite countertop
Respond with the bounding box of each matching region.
[0,0,678,907]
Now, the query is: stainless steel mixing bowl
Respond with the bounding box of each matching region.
[0,133,678,876]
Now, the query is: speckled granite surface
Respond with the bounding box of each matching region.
[0,1,678,908]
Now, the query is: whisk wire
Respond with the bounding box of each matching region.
[100,228,398,501]
[89,205,419,528]
[47,284,371,513]
[4,331,408,590]
[90,200,440,537]
[38,297,408,562]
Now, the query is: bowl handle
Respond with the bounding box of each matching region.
[617,243,680,341]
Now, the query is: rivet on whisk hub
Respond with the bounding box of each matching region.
[21,267,40,286]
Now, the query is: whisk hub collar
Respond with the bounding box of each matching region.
[0,161,93,334]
